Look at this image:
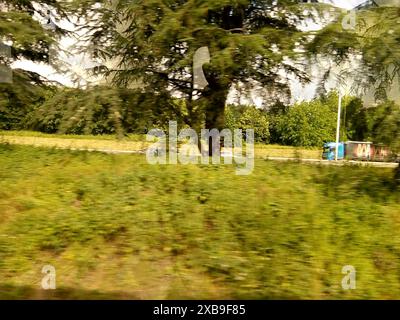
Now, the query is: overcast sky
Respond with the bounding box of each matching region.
[12,0,370,102]
[333,0,365,9]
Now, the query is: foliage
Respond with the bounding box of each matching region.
[355,7,400,101]
[225,105,270,143]
[275,97,337,147]
[0,1,69,85]
[318,91,370,142]
[2,81,398,150]
[0,70,54,130]
[342,97,368,141]
[268,91,383,147]
[367,100,400,152]
[0,1,71,131]
[25,86,176,135]
[0,144,399,299]
[69,0,337,132]
[312,5,400,101]
[266,101,289,144]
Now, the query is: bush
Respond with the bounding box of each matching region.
[367,100,400,152]
[225,105,270,143]
[25,87,123,135]
[276,99,337,147]
[25,86,176,136]
[267,101,290,144]
[343,97,369,141]
[0,71,51,130]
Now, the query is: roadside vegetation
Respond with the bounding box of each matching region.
[0,145,399,299]
[0,130,321,159]
[2,84,399,150]
[1,0,400,301]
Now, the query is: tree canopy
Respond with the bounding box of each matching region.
[71,1,337,129]
[0,0,68,86]
[310,4,400,101]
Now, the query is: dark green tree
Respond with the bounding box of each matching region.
[275,97,337,147]
[225,104,270,143]
[0,1,70,128]
[342,97,368,141]
[0,71,54,130]
[356,6,400,180]
[0,1,69,85]
[309,4,400,100]
[26,86,177,135]
[310,3,400,179]
[71,0,337,154]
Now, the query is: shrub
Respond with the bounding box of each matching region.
[0,71,51,130]
[225,105,270,143]
[276,99,337,147]
[25,86,175,135]
[368,101,400,152]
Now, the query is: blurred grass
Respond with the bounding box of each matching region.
[0,130,321,159]
[0,131,148,153]
[0,130,146,141]
[0,144,399,299]
[254,144,321,159]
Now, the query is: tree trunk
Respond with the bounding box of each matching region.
[201,77,230,156]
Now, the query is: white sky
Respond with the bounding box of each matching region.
[333,0,366,9]
[12,0,370,102]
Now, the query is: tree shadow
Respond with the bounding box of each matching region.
[0,284,141,300]
[0,283,303,300]
[312,164,399,202]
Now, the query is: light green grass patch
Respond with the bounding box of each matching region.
[0,144,399,299]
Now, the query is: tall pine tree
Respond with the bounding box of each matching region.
[0,0,69,85]
[0,1,70,129]
[71,0,337,154]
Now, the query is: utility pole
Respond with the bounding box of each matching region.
[335,93,342,161]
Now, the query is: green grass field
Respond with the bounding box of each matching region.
[0,130,321,159]
[0,143,399,299]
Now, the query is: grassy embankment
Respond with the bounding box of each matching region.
[0,143,399,299]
